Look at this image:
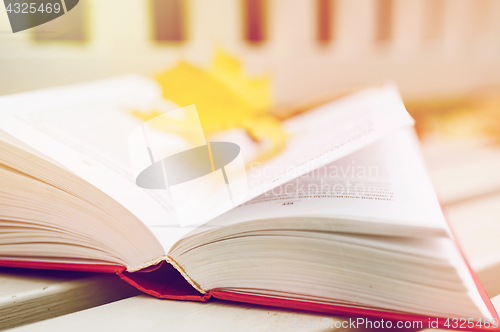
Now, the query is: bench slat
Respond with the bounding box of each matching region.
[0,269,140,330]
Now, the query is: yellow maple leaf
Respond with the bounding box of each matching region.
[132,48,287,164]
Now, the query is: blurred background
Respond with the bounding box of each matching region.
[1,0,500,102]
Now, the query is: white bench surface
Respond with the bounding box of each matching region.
[0,269,140,330]
[7,285,500,332]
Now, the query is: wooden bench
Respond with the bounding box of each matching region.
[0,269,141,330]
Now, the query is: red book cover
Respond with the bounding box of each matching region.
[117,259,500,331]
[2,253,496,331]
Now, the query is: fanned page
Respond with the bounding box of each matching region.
[0,76,413,254]
[198,127,448,236]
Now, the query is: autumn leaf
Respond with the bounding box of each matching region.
[132,48,287,164]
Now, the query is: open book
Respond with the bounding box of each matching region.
[0,76,498,330]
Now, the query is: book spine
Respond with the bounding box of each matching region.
[0,259,125,273]
[117,260,211,302]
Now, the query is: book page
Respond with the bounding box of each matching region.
[243,82,414,196]
[0,76,414,252]
[200,127,449,235]
[0,76,194,248]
